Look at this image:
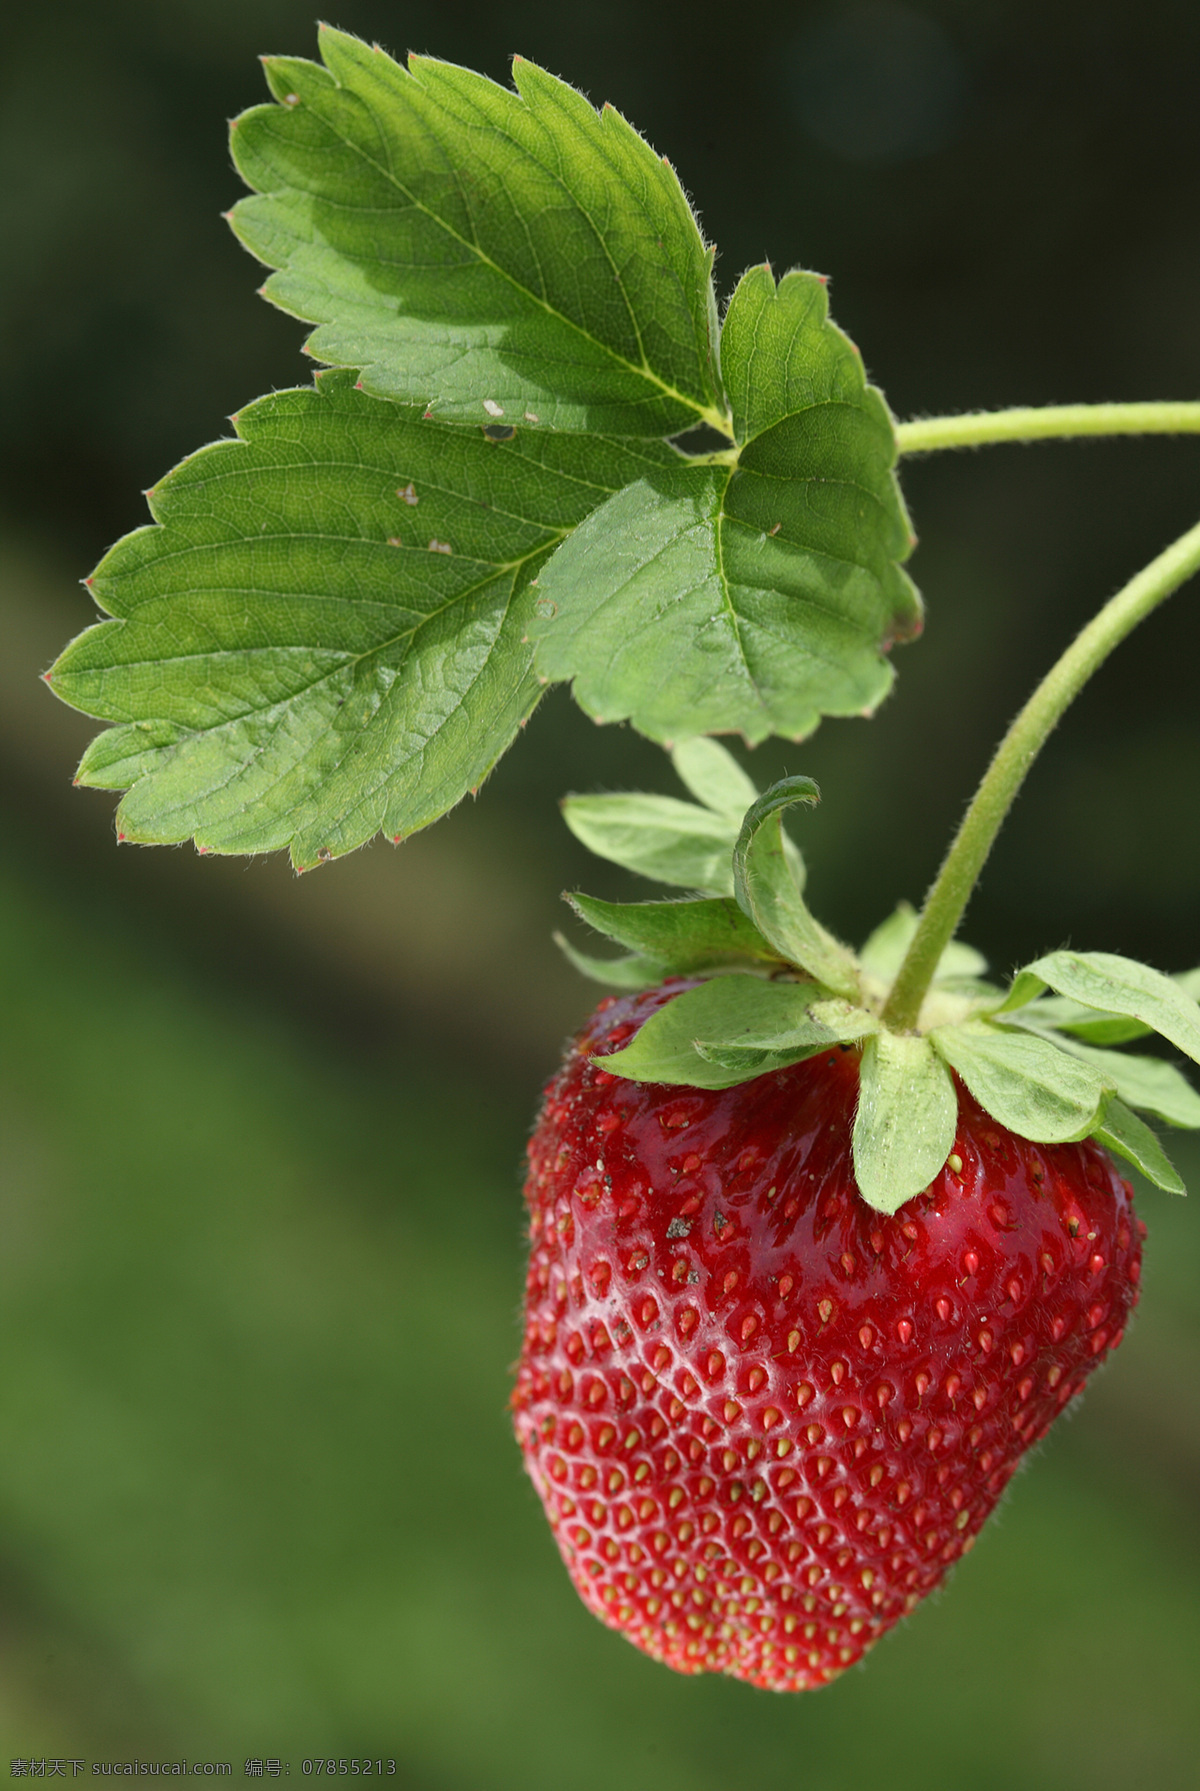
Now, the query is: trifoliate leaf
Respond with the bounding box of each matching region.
[597,974,826,1089]
[51,372,677,866]
[552,933,664,990]
[999,951,1200,1067]
[1092,1099,1186,1195]
[566,893,780,972]
[732,779,860,997]
[1014,1031,1200,1128]
[528,266,921,748]
[858,902,988,982]
[852,1032,958,1216]
[670,737,759,819]
[230,31,724,436]
[931,1021,1109,1143]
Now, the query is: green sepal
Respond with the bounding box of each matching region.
[931,1020,1108,1143]
[694,995,878,1075]
[1014,1031,1200,1128]
[732,778,860,997]
[670,737,760,820]
[859,902,987,982]
[565,893,781,974]
[560,792,743,895]
[595,974,829,1089]
[998,951,1200,1066]
[1011,966,1200,1046]
[552,932,665,991]
[1092,1099,1186,1195]
[851,1032,958,1216]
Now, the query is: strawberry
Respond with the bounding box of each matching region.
[512,981,1144,1690]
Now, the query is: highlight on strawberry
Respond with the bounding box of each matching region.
[43,28,1200,1693]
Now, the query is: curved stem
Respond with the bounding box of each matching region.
[881,516,1200,1032]
[895,402,1200,455]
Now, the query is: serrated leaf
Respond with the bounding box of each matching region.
[1000,951,1200,1068]
[1016,1031,1200,1127]
[695,995,878,1075]
[597,974,824,1089]
[229,30,723,435]
[733,779,860,996]
[529,266,920,747]
[1092,1099,1186,1195]
[552,932,664,990]
[560,792,741,894]
[566,893,780,972]
[859,902,988,983]
[51,372,677,866]
[931,1021,1109,1143]
[852,1032,958,1216]
[670,737,759,818]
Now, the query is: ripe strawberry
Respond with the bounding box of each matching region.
[512,981,1143,1691]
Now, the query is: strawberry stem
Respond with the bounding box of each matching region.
[895,402,1200,455]
[881,516,1200,1032]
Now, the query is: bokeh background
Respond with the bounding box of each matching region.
[3,0,1200,1778]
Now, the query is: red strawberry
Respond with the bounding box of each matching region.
[512,981,1143,1691]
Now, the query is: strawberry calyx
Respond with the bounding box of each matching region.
[558,741,1200,1214]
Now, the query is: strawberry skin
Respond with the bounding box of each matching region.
[513,983,1144,1690]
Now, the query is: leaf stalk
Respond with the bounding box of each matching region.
[895,402,1200,455]
[881,516,1200,1032]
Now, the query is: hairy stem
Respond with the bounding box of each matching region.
[881,517,1200,1032]
[895,402,1200,455]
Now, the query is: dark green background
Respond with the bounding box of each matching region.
[3,0,1199,1777]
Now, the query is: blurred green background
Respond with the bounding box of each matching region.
[3,0,1200,1777]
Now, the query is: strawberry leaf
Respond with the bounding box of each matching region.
[1013,1032,1200,1128]
[566,893,780,972]
[1092,1099,1186,1195]
[694,995,878,1073]
[859,903,987,982]
[1012,966,1200,1046]
[528,266,920,747]
[931,1021,1108,1142]
[560,792,744,895]
[733,778,860,996]
[552,934,665,990]
[51,373,676,866]
[999,951,1200,1067]
[852,1032,958,1215]
[230,31,724,436]
[670,737,760,820]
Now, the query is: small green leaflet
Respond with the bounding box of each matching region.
[999,951,1200,1067]
[859,902,988,983]
[560,740,802,895]
[1014,1031,1200,1128]
[852,1032,958,1215]
[694,996,878,1074]
[230,30,724,435]
[1092,1099,1186,1195]
[530,267,920,745]
[1011,966,1200,1046]
[733,779,860,997]
[552,933,664,990]
[597,975,862,1089]
[51,373,678,866]
[566,893,781,973]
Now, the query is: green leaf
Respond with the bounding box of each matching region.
[528,266,920,748]
[931,1021,1109,1143]
[859,901,988,983]
[732,779,860,996]
[596,974,826,1089]
[566,893,779,972]
[1015,1032,1200,1128]
[230,30,724,436]
[852,1032,958,1216]
[560,792,742,894]
[51,372,677,866]
[552,932,664,990]
[1013,966,1200,1045]
[670,737,759,819]
[999,951,1200,1067]
[1092,1099,1186,1195]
